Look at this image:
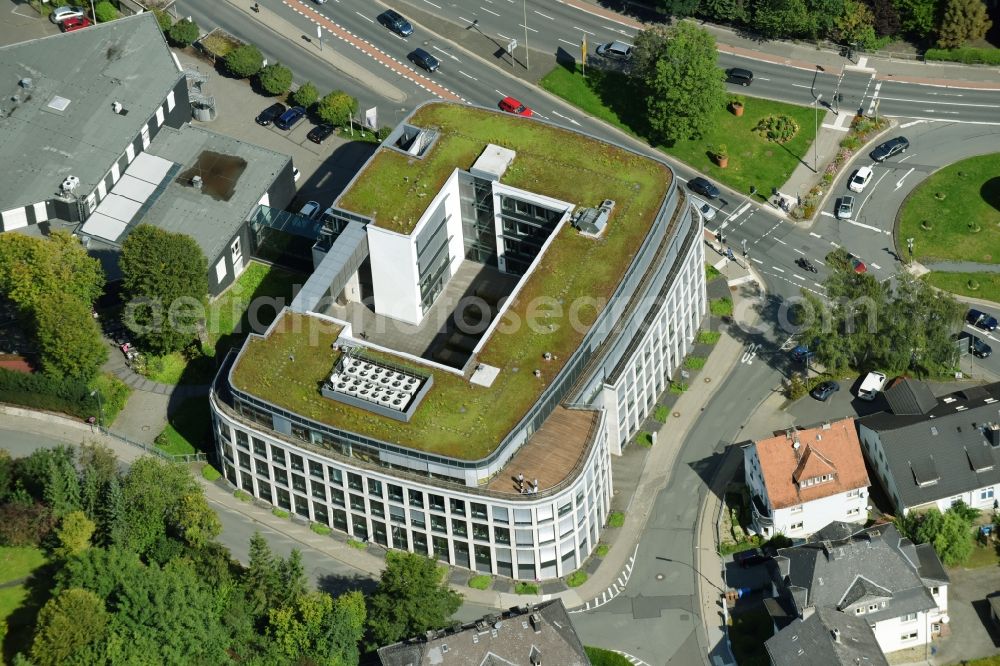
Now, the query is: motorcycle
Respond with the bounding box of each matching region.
[796,257,818,273]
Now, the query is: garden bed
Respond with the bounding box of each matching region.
[196,28,244,62]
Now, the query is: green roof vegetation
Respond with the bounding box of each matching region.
[232,103,671,460]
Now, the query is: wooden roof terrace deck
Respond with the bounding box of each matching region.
[486,406,600,496]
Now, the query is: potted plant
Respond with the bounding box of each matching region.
[714,144,729,168]
[729,96,745,117]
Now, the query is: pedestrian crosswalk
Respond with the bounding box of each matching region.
[567,543,638,613]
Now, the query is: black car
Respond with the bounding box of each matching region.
[688,176,720,199]
[307,123,336,144]
[972,338,993,358]
[274,106,306,130]
[967,308,999,331]
[378,9,413,37]
[735,548,769,568]
[255,102,286,126]
[811,380,840,401]
[725,68,753,86]
[870,136,909,162]
[408,47,439,72]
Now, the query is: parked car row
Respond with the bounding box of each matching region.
[255,103,338,145]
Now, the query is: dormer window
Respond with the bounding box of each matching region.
[799,473,835,489]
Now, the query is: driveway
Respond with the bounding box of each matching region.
[933,566,1000,664]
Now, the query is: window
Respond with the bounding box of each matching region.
[473,523,489,541]
[236,430,249,449]
[291,474,306,494]
[389,504,406,525]
[368,478,383,498]
[855,607,864,615]
[272,447,286,466]
[410,510,426,529]
[846,488,861,498]
[494,526,511,544]
[847,507,861,516]
[471,502,487,519]
[348,473,363,491]
[931,586,940,595]
[252,437,267,457]
[331,488,345,507]
[790,522,804,531]
[370,500,385,519]
[238,451,251,470]
[429,494,445,512]
[492,506,509,524]
[981,488,995,500]
[309,460,324,479]
[254,459,270,478]
[790,505,803,514]
[431,514,447,534]
[868,604,879,612]
[274,468,288,487]
[388,484,404,503]
[310,482,326,501]
[350,494,365,512]
[901,631,918,641]
[450,498,466,516]
[290,454,304,473]
[328,467,343,486]
[452,520,468,538]
[901,613,917,623]
[408,489,424,508]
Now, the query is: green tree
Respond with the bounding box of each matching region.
[258,63,294,96]
[169,492,221,549]
[274,548,308,610]
[893,0,942,39]
[290,81,319,109]
[632,26,672,85]
[937,0,992,46]
[225,43,265,79]
[269,590,366,665]
[366,551,462,648]
[245,531,280,618]
[94,0,118,22]
[55,511,96,559]
[78,443,117,521]
[315,90,358,126]
[750,0,817,37]
[97,474,127,547]
[167,18,200,47]
[31,588,109,666]
[0,449,12,503]
[662,0,702,17]
[835,0,880,48]
[121,457,198,555]
[897,502,978,565]
[702,0,749,22]
[151,8,173,31]
[0,230,104,310]
[643,23,726,145]
[119,224,208,355]
[0,501,56,546]
[34,291,107,382]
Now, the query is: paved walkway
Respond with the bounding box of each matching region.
[922,261,1000,273]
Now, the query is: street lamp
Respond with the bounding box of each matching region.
[814,94,823,173]
[522,0,530,69]
[90,389,104,429]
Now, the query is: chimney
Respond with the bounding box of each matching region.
[822,541,836,560]
[987,423,1000,448]
[832,628,841,643]
[529,612,543,634]
[191,174,203,189]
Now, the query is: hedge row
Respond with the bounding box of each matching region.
[924,47,1000,65]
[0,367,99,419]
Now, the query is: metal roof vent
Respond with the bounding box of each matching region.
[60,175,80,193]
[18,78,32,90]
[191,174,203,189]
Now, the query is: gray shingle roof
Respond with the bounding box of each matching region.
[771,523,944,624]
[859,381,1000,510]
[765,607,889,666]
[377,600,589,666]
[0,13,181,211]
[885,378,938,415]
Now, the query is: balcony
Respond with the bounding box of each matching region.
[751,494,774,529]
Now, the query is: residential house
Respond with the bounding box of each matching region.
[858,379,1000,515]
[377,600,590,666]
[743,418,870,538]
[765,522,949,655]
[765,606,889,666]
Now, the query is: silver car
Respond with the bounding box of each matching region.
[50,5,86,22]
[836,195,855,220]
[692,198,716,222]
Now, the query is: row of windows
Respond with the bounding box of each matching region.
[227,429,599,527]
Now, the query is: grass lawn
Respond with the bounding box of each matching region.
[899,153,1000,264]
[697,330,721,344]
[965,541,1000,569]
[1,546,48,662]
[709,297,733,317]
[154,398,213,456]
[540,64,817,197]
[145,351,216,386]
[584,647,631,666]
[468,574,492,590]
[925,271,1000,302]
[729,609,774,666]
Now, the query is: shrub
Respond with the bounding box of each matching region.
[271,507,290,518]
[565,570,588,587]
[347,538,367,549]
[225,44,264,79]
[697,330,721,344]
[514,582,539,595]
[90,373,130,424]
[709,298,733,317]
[0,367,99,419]
[753,115,799,143]
[839,135,862,151]
[0,501,57,547]
[94,1,118,22]
[310,523,332,535]
[168,19,200,47]
[786,373,808,400]
[468,574,492,590]
[151,9,173,31]
[654,404,669,422]
[925,47,1000,65]
[669,381,688,394]
[705,264,722,281]
[201,464,221,481]
[315,90,358,126]
[595,543,610,557]
[289,81,319,109]
[607,511,625,528]
[234,490,253,502]
[258,63,293,96]
[636,432,654,448]
[376,126,392,141]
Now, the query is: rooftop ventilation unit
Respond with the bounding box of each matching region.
[191,175,203,189]
[60,175,80,194]
[574,199,616,236]
[18,78,32,90]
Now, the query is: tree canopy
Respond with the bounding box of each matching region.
[167,18,200,47]
[366,551,463,649]
[937,0,993,47]
[290,81,319,109]
[637,23,726,145]
[34,290,107,382]
[120,224,208,354]
[896,501,979,566]
[315,90,359,126]
[225,44,265,79]
[258,63,294,96]
[794,249,964,376]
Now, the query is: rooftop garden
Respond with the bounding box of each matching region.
[232,103,671,459]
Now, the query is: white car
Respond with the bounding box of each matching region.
[298,201,321,219]
[848,166,873,193]
[50,6,86,23]
[692,197,716,222]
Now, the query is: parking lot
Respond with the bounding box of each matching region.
[175,49,377,213]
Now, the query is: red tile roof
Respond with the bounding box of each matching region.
[754,418,870,510]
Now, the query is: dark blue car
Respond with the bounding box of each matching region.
[968,308,998,332]
[275,106,306,130]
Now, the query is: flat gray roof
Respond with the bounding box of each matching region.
[141,124,290,260]
[0,13,182,211]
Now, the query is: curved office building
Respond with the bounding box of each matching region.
[212,102,706,580]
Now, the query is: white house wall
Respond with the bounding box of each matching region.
[368,225,421,325]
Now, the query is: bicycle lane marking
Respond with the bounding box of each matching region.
[283,0,466,103]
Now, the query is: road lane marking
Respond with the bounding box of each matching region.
[573,25,596,35]
[558,38,576,46]
[894,167,915,191]
[844,218,890,234]
[480,6,500,16]
[814,282,824,288]
[809,232,822,238]
[533,9,554,19]
[519,23,539,33]
[752,258,763,265]
[791,273,806,281]
[880,95,998,108]
[775,238,787,245]
[459,70,477,79]
[772,266,785,273]
[871,262,882,269]
[794,248,806,255]
[899,119,927,128]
